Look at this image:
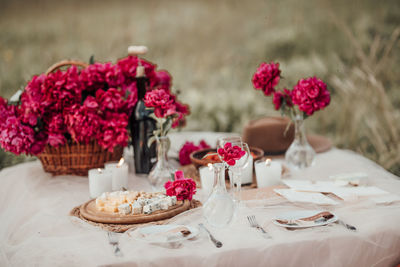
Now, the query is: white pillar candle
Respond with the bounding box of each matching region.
[199,163,214,198]
[88,168,112,198]
[241,155,253,184]
[105,158,129,191]
[255,158,282,188]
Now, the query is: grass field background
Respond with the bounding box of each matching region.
[0,0,399,175]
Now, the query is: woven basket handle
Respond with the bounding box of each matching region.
[45,60,89,75]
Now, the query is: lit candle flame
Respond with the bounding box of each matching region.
[97,168,102,173]
[207,163,213,171]
[265,158,272,167]
[117,158,125,167]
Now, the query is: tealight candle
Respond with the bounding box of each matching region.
[88,168,112,198]
[255,158,282,188]
[105,158,129,191]
[199,163,214,197]
[241,155,253,184]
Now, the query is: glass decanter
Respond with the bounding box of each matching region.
[203,163,235,228]
[148,136,175,190]
[285,114,316,169]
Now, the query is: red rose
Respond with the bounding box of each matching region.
[164,171,197,201]
[252,62,281,96]
[291,77,330,115]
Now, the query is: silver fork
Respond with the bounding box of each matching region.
[107,232,123,257]
[247,215,272,239]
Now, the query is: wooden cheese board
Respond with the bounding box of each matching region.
[79,199,191,224]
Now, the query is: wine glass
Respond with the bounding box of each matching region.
[217,140,250,203]
[216,136,242,148]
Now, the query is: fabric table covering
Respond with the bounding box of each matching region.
[1,132,400,267]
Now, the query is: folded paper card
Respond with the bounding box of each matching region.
[283,180,391,201]
[283,180,339,193]
[370,194,400,205]
[274,189,338,205]
[330,186,389,201]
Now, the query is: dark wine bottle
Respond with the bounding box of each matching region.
[130,65,157,174]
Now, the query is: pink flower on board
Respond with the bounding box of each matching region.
[164,171,197,201]
[217,142,246,166]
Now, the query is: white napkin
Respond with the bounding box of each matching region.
[370,194,400,205]
[283,180,337,193]
[330,186,389,201]
[274,189,338,205]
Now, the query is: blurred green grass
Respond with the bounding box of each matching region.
[0,0,399,175]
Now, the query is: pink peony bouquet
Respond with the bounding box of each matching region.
[164,170,197,201]
[143,88,190,139]
[178,140,210,165]
[252,62,330,117]
[0,56,180,155]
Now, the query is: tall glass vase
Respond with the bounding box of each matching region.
[148,136,175,190]
[203,163,235,228]
[285,114,315,169]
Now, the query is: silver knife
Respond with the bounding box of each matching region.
[337,220,357,231]
[199,223,223,248]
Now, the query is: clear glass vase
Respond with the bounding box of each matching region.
[285,114,316,169]
[148,136,175,190]
[203,163,235,228]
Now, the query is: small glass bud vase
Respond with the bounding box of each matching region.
[148,136,175,190]
[203,163,235,228]
[285,114,315,169]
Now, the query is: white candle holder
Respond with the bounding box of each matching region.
[199,163,214,198]
[255,158,282,188]
[105,158,129,191]
[88,168,112,198]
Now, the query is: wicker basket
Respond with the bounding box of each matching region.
[38,141,123,176]
[36,60,124,176]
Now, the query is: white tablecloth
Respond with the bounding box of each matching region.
[1,132,400,267]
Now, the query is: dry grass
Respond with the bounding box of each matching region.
[0,0,399,175]
[326,25,400,175]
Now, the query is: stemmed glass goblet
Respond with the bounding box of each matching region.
[217,140,250,204]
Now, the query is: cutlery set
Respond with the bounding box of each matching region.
[106,214,356,255]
